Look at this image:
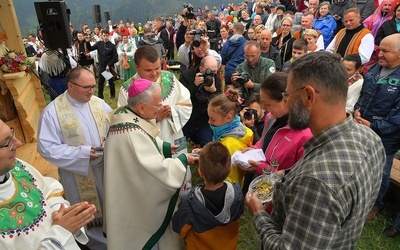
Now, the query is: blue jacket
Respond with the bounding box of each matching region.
[354,63,400,154]
[313,14,337,49]
[221,35,247,84]
[172,182,243,249]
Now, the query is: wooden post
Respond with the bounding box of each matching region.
[0,0,46,143]
[0,0,25,53]
[3,72,40,143]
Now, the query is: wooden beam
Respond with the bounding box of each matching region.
[391,159,400,187]
[0,0,47,144]
[0,0,25,54]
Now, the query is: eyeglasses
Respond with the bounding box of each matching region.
[1,128,14,151]
[70,82,96,90]
[282,87,305,100]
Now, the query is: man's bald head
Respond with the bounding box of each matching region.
[260,30,272,50]
[382,33,400,52]
[378,33,400,68]
[200,56,219,73]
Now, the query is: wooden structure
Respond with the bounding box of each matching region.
[0,0,58,179]
[3,72,46,142]
[391,159,400,187]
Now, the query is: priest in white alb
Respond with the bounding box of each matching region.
[117,45,193,195]
[0,119,96,249]
[37,67,110,250]
[105,78,198,250]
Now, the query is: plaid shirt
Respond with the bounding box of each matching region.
[254,115,386,249]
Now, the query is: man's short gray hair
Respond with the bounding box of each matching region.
[143,24,152,34]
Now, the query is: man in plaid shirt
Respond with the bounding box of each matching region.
[246,52,386,249]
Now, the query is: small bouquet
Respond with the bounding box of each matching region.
[0,49,33,74]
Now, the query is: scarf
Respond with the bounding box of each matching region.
[211,115,241,141]
[54,92,106,229]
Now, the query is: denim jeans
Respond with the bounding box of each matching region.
[375,153,394,208]
[393,209,400,229]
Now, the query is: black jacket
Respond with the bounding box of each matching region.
[261,45,282,71]
[156,26,170,50]
[375,18,399,46]
[24,44,36,57]
[206,19,221,42]
[74,40,94,66]
[272,33,295,64]
[179,66,221,127]
[89,40,118,69]
[176,21,187,51]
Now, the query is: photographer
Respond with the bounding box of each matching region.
[176,4,196,50]
[239,93,266,144]
[221,22,247,86]
[180,56,222,147]
[22,37,36,57]
[73,32,94,68]
[177,26,221,70]
[231,40,275,99]
[206,12,221,49]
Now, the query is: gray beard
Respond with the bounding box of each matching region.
[288,96,310,130]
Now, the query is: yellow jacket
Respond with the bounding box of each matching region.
[219,126,253,186]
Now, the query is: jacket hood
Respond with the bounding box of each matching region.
[189,182,243,229]
[227,35,247,47]
[141,34,158,45]
[221,124,253,147]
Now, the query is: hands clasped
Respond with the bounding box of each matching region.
[52,201,96,234]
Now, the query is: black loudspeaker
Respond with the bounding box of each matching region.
[92,5,101,24]
[34,1,72,48]
[104,11,111,22]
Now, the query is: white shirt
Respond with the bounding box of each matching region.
[325,31,374,65]
[178,44,222,68]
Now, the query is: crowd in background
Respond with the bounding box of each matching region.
[5,0,400,248]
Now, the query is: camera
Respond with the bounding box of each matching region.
[183,3,195,20]
[190,29,216,47]
[191,29,204,47]
[202,68,215,87]
[244,108,258,121]
[236,72,251,86]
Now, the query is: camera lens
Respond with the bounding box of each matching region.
[244,110,252,120]
[203,68,214,87]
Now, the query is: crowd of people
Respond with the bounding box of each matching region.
[2,0,400,249]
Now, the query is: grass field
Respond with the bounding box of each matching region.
[43,77,400,250]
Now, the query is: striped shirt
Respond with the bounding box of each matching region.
[254,115,386,249]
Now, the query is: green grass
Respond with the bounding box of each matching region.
[43,78,400,250]
[96,79,123,109]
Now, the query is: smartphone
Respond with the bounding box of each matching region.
[174,137,187,152]
[94,147,103,155]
